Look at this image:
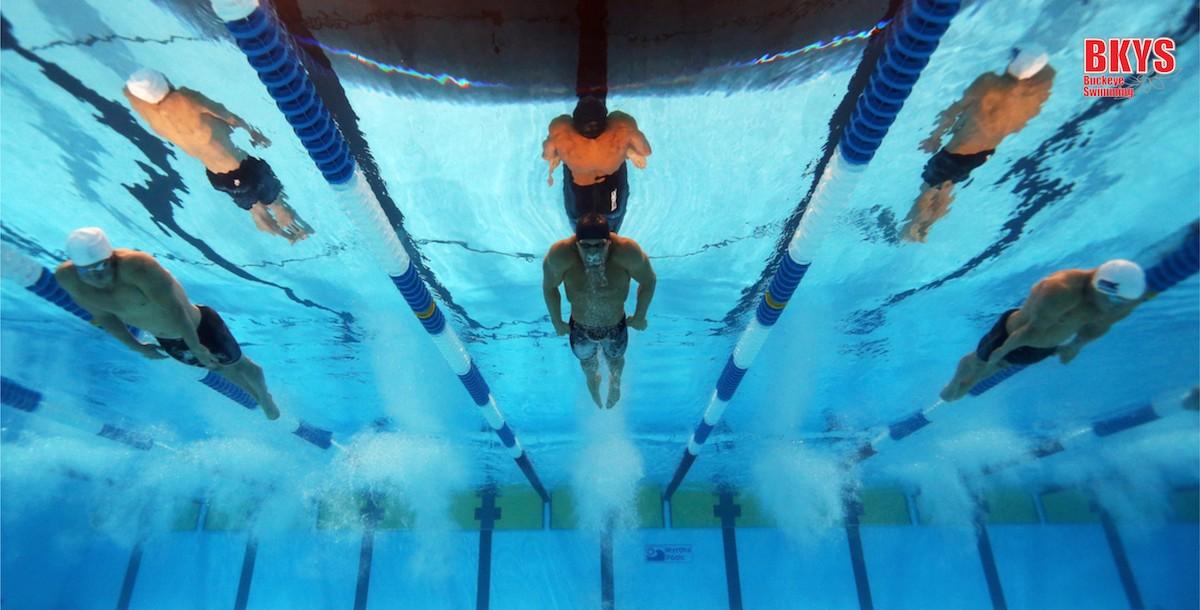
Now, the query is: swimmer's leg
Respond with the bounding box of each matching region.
[218,356,281,420]
[266,192,312,244]
[579,353,603,408]
[940,351,999,402]
[901,181,953,243]
[605,354,625,409]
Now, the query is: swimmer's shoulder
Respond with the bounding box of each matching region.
[545,238,576,266]
[548,114,574,134]
[609,234,648,263]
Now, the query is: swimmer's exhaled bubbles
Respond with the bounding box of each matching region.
[752,442,848,546]
[570,410,644,533]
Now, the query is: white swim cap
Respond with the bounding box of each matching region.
[126,69,170,104]
[1092,259,1146,301]
[66,227,114,266]
[1007,45,1049,79]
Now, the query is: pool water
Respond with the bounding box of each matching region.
[1,0,1197,608]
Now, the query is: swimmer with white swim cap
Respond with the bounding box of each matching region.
[56,227,282,420]
[941,259,1147,402]
[901,44,1055,243]
[123,68,312,244]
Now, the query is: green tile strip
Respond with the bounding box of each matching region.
[670,489,722,528]
[636,486,665,529]
[982,489,1040,524]
[1041,489,1098,524]
[170,499,202,531]
[858,488,911,525]
[551,489,578,529]
[494,485,544,530]
[1171,488,1199,523]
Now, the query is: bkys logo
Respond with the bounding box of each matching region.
[1082,38,1176,98]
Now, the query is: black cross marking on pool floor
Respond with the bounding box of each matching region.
[475,489,501,610]
[714,492,744,610]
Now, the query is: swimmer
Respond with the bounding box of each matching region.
[542,213,656,408]
[901,45,1055,242]
[55,227,281,420]
[941,260,1146,402]
[542,96,652,233]
[123,69,312,244]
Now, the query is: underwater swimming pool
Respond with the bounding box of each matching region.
[1,0,1198,608]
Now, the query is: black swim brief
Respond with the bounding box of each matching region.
[206,157,283,211]
[922,148,994,186]
[156,305,243,368]
[563,162,629,233]
[569,316,628,361]
[975,309,1058,366]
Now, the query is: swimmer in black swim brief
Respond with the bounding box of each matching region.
[563,163,629,233]
[155,305,244,367]
[900,46,1054,243]
[569,316,629,362]
[974,309,1057,365]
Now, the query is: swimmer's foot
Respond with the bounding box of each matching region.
[939,384,962,403]
[259,394,281,420]
[606,379,621,409]
[588,385,603,408]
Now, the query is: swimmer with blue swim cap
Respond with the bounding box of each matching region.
[542,213,657,408]
[542,96,653,234]
[56,227,282,420]
[941,260,1147,402]
[902,44,1055,243]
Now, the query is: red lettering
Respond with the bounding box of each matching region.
[1153,38,1176,74]
[1129,38,1153,73]
[1108,39,1132,73]
[1084,38,1106,72]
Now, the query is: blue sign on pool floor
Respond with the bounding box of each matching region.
[645,545,693,563]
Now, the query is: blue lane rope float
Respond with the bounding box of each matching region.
[211,0,548,501]
[664,0,962,501]
[969,221,1199,398]
[981,390,1198,475]
[0,243,334,450]
[2,376,155,451]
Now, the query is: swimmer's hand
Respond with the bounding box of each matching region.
[553,319,570,336]
[192,345,221,369]
[918,134,941,154]
[627,150,647,169]
[135,343,168,360]
[249,129,272,148]
[1057,343,1081,365]
[627,315,647,331]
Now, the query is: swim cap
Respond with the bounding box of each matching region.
[66,227,114,266]
[1092,259,1145,301]
[126,69,170,104]
[573,96,608,138]
[576,213,610,240]
[1007,45,1049,79]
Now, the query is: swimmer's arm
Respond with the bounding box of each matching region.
[1063,305,1132,353]
[54,267,145,351]
[543,116,571,181]
[126,255,206,355]
[542,135,561,176]
[926,75,987,144]
[988,279,1074,363]
[542,247,568,325]
[608,112,652,156]
[618,243,656,321]
[184,90,270,144]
